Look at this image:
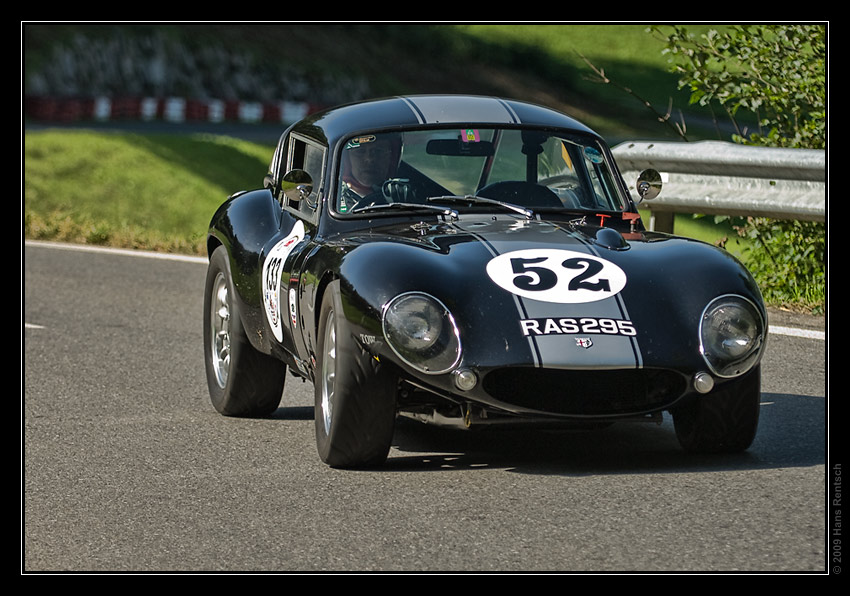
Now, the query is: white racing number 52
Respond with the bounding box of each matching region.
[486,249,627,304]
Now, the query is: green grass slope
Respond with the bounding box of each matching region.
[24,130,272,255]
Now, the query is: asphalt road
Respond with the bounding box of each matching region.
[23,241,829,573]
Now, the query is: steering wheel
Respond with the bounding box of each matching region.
[477,180,562,208]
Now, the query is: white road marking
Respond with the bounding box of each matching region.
[768,325,825,341]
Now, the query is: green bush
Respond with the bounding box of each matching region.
[657,24,826,313]
[733,218,825,312]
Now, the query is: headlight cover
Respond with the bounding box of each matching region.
[699,295,765,378]
[382,292,461,374]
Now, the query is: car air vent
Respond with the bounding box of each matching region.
[482,368,687,416]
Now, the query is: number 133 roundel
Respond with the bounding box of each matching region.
[486,249,627,304]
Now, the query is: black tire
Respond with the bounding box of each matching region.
[672,365,761,453]
[314,281,397,467]
[203,246,285,417]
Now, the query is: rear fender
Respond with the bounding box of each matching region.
[207,189,284,354]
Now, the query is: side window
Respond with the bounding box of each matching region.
[265,133,288,201]
[269,133,287,184]
[285,135,326,218]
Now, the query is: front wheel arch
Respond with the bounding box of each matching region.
[203,246,286,417]
[314,280,397,467]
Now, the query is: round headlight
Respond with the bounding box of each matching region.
[699,295,765,378]
[383,292,461,374]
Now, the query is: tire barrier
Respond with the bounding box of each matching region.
[24,95,319,125]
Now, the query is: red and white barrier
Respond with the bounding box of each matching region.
[24,96,318,125]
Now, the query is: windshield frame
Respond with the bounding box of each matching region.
[329,125,630,220]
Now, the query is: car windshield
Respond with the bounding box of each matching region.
[335,128,627,216]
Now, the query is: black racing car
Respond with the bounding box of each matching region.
[203,95,767,467]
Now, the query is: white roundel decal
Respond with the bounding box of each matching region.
[263,220,305,341]
[486,249,627,304]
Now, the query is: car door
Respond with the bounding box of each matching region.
[261,133,326,370]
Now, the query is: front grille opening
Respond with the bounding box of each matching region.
[482,368,687,417]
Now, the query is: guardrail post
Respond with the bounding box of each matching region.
[648,211,675,234]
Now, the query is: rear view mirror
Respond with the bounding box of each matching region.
[636,169,662,202]
[281,169,314,207]
[427,138,495,157]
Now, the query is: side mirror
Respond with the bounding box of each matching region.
[636,169,662,203]
[281,169,314,207]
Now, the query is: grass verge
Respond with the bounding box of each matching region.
[24,129,273,255]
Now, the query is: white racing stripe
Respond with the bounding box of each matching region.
[401,96,521,125]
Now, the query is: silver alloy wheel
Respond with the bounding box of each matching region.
[210,271,231,389]
[320,310,336,435]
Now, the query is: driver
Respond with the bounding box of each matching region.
[339,134,402,213]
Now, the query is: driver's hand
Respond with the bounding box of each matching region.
[382,179,420,203]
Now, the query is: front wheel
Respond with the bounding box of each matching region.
[672,365,761,453]
[203,246,285,417]
[314,281,397,467]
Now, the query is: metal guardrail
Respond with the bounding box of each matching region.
[612,140,826,233]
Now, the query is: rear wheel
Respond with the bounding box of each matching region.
[672,365,761,453]
[314,281,397,467]
[203,246,285,417]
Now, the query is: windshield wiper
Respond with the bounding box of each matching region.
[427,195,534,219]
[350,202,459,219]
